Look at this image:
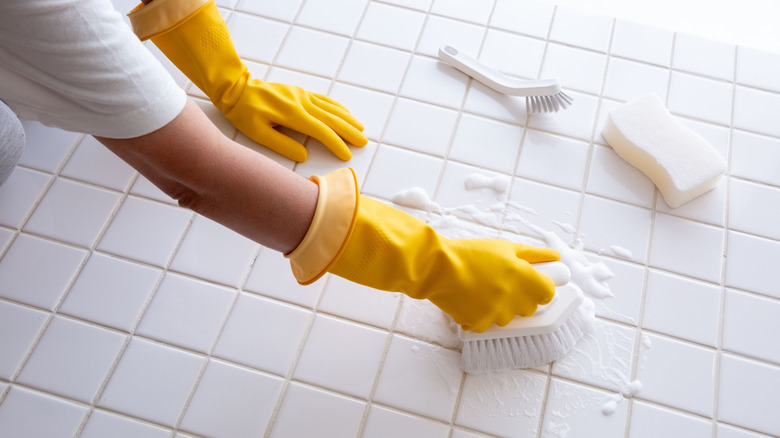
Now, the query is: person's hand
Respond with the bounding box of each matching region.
[286,168,560,333]
[129,0,367,162]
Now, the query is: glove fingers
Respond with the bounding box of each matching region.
[311,92,351,113]
[290,115,354,161]
[515,246,560,264]
[308,101,368,147]
[252,126,309,162]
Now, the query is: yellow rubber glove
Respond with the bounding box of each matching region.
[128,0,367,162]
[286,169,561,333]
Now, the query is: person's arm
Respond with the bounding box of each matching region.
[97,98,317,254]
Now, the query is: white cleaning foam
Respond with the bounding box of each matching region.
[602,93,727,208]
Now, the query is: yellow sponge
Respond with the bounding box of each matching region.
[602,94,726,208]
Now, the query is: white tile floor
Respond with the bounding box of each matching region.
[1,0,780,437]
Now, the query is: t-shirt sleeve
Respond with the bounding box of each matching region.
[0,0,187,139]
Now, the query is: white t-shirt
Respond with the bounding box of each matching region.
[0,0,186,139]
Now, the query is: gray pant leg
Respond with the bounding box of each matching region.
[0,99,25,186]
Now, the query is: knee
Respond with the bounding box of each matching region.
[0,102,25,187]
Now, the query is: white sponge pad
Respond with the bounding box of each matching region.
[602,94,727,208]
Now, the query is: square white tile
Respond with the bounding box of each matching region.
[448,114,523,174]
[586,143,656,208]
[383,98,459,157]
[542,378,629,438]
[649,213,725,282]
[25,178,120,250]
[642,269,721,346]
[628,401,712,438]
[275,26,349,77]
[356,2,426,51]
[98,196,192,267]
[416,15,486,58]
[0,167,51,229]
[0,234,87,310]
[516,130,590,191]
[400,55,469,109]
[17,122,80,173]
[394,296,462,350]
[506,178,581,241]
[59,253,160,332]
[456,370,547,437]
[294,314,388,398]
[0,386,87,438]
[594,258,644,325]
[552,318,636,392]
[491,0,555,39]
[579,195,652,264]
[373,334,462,422]
[98,337,205,427]
[169,215,258,288]
[244,247,326,308]
[722,289,780,365]
[81,410,170,438]
[213,293,311,376]
[541,44,608,95]
[329,83,395,141]
[527,91,600,141]
[602,57,670,103]
[610,20,674,66]
[227,12,288,63]
[179,359,283,437]
[270,382,365,437]
[136,273,235,353]
[432,0,493,25]
[480,29,546,80]
[729,178,780,241]
[730,130,780,187]
[235,0,303,22]
[549,6,613,52]
[718,354,780,437]
[673,33,736,81]
[668,71,733,125]
[435,162,510,211]
[338,41,411,93]
[318,275,400,329]
[16,316,125,403]
[60,135,136,192]
[725,231,780,299]
[736,47,780,92]
[634,333,717,417]
[363,405,449,438]
[0,300,48,380]
[296,0,367,36]
[362,146,443,200]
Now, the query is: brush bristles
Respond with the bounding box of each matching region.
[461,298,595,373]
[526,92,574,113]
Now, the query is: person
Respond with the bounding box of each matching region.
[0,0,560,333]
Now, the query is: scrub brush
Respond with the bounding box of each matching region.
[438,45,573,113]
[459,261,595,373]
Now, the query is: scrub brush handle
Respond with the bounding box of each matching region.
[438,45,560,97]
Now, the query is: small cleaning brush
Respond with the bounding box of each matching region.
[459,261,595,373]
[438,45,573,113]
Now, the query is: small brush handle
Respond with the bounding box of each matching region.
[532,261,571,286]
[438,45,560,96]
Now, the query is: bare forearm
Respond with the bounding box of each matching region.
[96,99,318,254]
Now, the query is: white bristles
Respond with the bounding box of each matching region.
[526,92,574,114]
[461,298,595,373]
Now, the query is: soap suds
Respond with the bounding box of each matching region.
[390,178,650,422]
[609,245,633,259]
[464,173,511,193]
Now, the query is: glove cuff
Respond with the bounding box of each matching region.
[286,168,359,285]
[128,0,211,40]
